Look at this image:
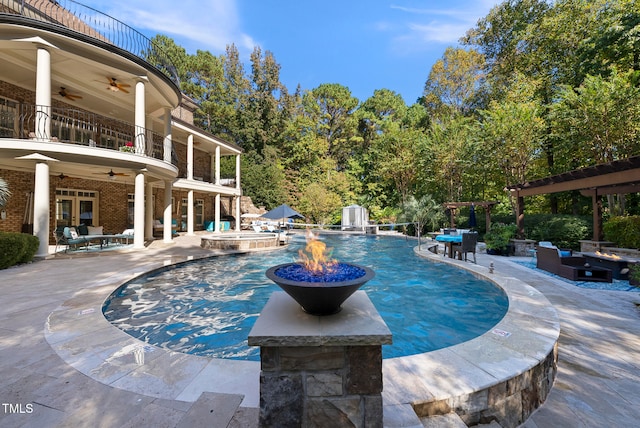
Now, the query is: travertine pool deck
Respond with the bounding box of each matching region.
[1,232,639,427]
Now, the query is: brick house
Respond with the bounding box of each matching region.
[0,0,243,257]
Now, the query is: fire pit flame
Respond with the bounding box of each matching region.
[595,251,621,260]
[298,230,337,274]
[265,230,375,315]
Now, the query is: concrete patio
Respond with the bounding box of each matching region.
[0,233,639,427]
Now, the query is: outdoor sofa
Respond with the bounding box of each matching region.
[55,225,133,252]
[536,245,612,282]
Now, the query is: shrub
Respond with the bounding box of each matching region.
[527,215,591,250]
[0,232,39,269]
[483,223,517,251]
[603,216,640,249]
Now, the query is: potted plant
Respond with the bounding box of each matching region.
[119,141,135,153]
[484,223,517,256]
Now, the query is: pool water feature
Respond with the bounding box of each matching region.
[103,234,509,360]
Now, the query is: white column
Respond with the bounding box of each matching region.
[35,47,51,141]
[235,196,241,231]
[215,145,221,185]
[163,180,173,243]
[235,154,241,190]
[164,108,172,163]
[187,189,194,235]
[33,161,50,257]
[214,193,221,233]
[187,134,194,180]
[145,181,153,240]
[210,154,215,184]
[134,80,146,154]
[133,171,145,248]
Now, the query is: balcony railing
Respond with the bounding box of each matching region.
[4,102,176,165]
[1,0,181,86]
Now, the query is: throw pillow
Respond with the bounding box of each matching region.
[77,224,89,235]
[87,226,103,235]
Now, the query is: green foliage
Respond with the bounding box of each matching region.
[527,214,591,250]
[483,223,517,250]
[158,0,640,231]
[550,69,640,167]
[423,47,486,117]
[399,195,446,236]
[603,216,640,249]
[240,149,287,209]
[297,182,342,225]
[0,232,39,269]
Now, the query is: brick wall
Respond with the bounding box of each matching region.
[0,169,132,243]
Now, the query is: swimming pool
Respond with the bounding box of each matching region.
[103,233,509,360]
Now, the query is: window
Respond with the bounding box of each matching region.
[0,97,17,138]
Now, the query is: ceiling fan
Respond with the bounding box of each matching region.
[58,87,82,101]
[106,77,130,93]
[93,169,129,178]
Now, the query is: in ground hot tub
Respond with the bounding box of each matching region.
[201,233,280,250]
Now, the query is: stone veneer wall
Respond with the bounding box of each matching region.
[413,343,557,427]
[258,345,384,427]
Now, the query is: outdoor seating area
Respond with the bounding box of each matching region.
[54,226,133,253]
[434,229,476,260]
[452,231,478,263]
[536,244,613,283]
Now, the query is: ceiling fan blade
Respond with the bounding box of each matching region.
[118,86,130,94]
[58,87,82,101]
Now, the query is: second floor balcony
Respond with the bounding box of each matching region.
[1,101,175,164]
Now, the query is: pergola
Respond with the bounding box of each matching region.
[443,201,499,231]
[507,156,640,242]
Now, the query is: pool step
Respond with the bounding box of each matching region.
[177,392,244,428]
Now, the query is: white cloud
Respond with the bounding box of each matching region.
[387,1,500,53]
[84,0,255,54]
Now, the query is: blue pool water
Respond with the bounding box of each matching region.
[103,233,508,360]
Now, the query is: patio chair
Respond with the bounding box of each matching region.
[452,232,478,263]
[536,245,612,282]
[54,226,89,252]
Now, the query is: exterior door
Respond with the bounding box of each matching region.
[55,189,99,228]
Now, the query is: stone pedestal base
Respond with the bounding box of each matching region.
[510,239,536,257]
[248,291,392,428]
[579,240,615,253]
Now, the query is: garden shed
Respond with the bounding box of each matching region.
[341,205,369,231]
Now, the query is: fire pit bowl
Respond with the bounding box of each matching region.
[266,262,375,315]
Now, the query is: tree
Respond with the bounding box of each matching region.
[298,182,342,226]
[423,47,486,117]
[478,75,547,214]
[300,83,360,170]
[399,195,445,249]
[551,69,640,167]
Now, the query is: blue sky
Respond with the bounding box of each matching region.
[80,0,500,104]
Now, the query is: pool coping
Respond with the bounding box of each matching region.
[43,243,559,427]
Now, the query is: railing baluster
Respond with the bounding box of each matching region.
[1,0,181,86]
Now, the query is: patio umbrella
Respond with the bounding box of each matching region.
[469,204,477,228]
[262,204,303,221]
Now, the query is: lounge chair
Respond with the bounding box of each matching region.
[536,245,612,282]
[452,232,478,263]
[54,226,90,252]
